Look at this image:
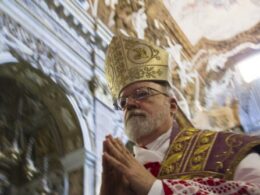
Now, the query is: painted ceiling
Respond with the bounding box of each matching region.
[86,0,260,131]
[163,0,260,45]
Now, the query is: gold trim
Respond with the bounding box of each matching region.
[186,131,217,172]
[105,35,170,99]
[158,129,260,180]
[225,139,260,180]
[180,130,201,172]
[159,128,201,176]
[98,0,260,58]
[146,0,194,59]
[158,128,197,176]
[159,171,224,180]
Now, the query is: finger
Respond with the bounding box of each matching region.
[104,135,123,155]
[103,136,116,155]
[109,138,134,164]
[102,152,109,167]
[115,138,132,155]
[103,139,107,152]
[103,139,117,172]
[108,137,130,157]
[105,138,126,162]
[102,154,121,181]
[103,134,113,151]
[105,135,123,152]
[115,137,124,146]
[102,152,111,172]
[105,136,125,155]
[103,152,129,175]
[111,137,126,154]
[105,137,133,165]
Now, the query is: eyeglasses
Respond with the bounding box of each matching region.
[115,87,169,110]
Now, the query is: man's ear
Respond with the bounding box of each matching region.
[169,97,178,115]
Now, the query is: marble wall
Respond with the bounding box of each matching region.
[0,0,121,194]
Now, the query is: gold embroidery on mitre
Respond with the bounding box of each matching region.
[105,35,194,130]
[105,35,169,99]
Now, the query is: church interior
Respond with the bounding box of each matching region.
[0,0,260,194]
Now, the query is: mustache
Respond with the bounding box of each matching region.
[126,110,146,121]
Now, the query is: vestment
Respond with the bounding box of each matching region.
[134,124,260,194]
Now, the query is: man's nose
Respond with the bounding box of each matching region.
[125,97,139,110]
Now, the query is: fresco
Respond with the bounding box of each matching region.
[163,0,260,45]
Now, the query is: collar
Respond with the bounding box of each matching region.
[133,128,172,164]
[145,129,172,150]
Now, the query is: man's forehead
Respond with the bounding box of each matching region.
[119,81,162,97]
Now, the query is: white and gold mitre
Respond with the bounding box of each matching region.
[105,35,171,99]
[105,35,194,129]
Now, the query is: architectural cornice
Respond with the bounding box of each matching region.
[195,22,260,53]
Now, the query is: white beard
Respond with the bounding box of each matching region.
[124,108,166,143]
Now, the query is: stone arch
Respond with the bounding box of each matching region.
[0,59,91,194]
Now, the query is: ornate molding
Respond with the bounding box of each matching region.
[0,1,121,194]
[0,12,92,152]
[98,0,260,61]
[14,0,94,65]
[196,22,260,53]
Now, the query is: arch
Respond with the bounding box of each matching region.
[0,56,92,194]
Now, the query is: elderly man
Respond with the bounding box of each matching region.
[100,35,260,195]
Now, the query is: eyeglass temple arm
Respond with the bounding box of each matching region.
[113,100,120,110]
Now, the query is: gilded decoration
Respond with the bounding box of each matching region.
[159,128,217,179]
[215,133,260,179]
[159,128,260,180]
[159,128,198,176]
[145,0,194,58]
[96,0,260,127]
[98,0,259,56]
[105,35,169,99]
[0,76,60,189]
[187,131,216,172]
[98,0,260,59]
[0,63,84,154]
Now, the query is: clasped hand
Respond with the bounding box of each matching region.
[100,135,156,195]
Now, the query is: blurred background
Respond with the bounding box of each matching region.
[0,0,260,194]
